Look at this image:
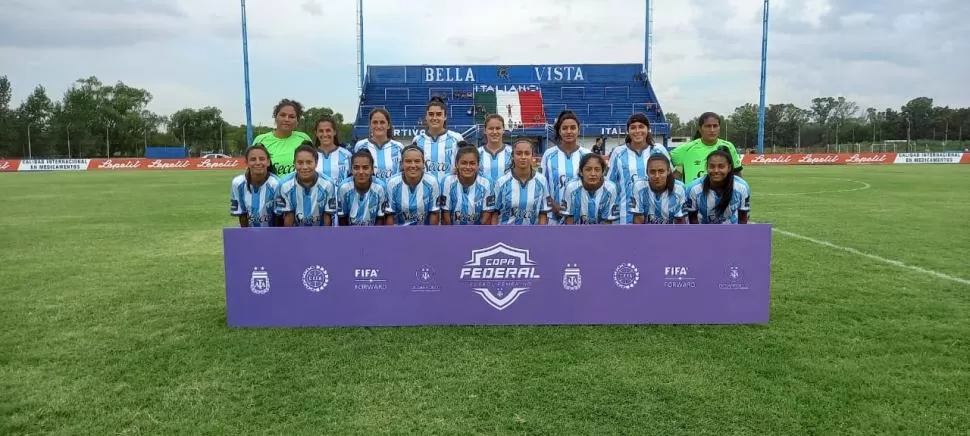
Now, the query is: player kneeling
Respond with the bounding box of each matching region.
[230,145,282,227]
[685,147,750,224]
[277,144,338,227]
[441,143,496,225]
[631,154,687,224]
[337,150,389,226]
[385,144,441,225]
[561,153,619,224]
[493,138,552,225]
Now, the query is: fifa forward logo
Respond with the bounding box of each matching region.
[459,243,541,310]
[250,267,270,294]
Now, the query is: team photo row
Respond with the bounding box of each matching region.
[228,98,751,228]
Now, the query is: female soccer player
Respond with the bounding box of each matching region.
[607,112,671,224]
[413,96,463,183]
[277,144,339,227]
[631,154,687,224]
[685,148,751,224]
[441,144,495,225]
[561,153,619,225]
[354,108,404,181]
[493,138,552,225]
[384,145,441,225]
[252,98,312,176]
[541,110,591,224]
[313,116,352,183]
[337,150,388,226]
[478,114,512,183]
[670,112,743,185]
[230,145,283,227]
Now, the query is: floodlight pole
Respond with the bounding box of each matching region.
[240,0,254,146]
[756,0,770,154]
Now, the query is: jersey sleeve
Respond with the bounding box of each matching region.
[323,181,338,214]
[429,177,441,213]
[726,143,743,170]
[384,182,398,214]
[493,178,507,213]
[336,183,350,217]
[603,187,620,221]
[736,179,751,212]
[376,185,388,218]
[629,180,645,215]
[669,144,685,169]
[672,183,687,218]
[539,179,553,213]
[230,178,245,216]
[441,178,454,211]
[561,184,575,217]
[606,148,621,186]
[483,180,497,211]
[684,184,699,213]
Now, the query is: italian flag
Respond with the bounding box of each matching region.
[474,90,545,127]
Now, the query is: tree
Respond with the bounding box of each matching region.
[16,85,54,157]
[0,75,13,156]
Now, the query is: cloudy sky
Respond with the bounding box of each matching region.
[1,0,967,126]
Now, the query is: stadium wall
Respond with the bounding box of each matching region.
[0,153,967,172]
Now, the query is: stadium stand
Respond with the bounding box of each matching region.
[353,64,670,150]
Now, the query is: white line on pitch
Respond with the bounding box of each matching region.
[772,228,970,286]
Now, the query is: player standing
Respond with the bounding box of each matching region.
[685,148,751,224]
[541,110,591,224]
[631,154,687,224]
[230,145,283,227]
[337,150,389,226]
[478,114,512,184]
[561,153,619,224]
[670,112,743,185]
[313,116,352,183]
[493,138,551,225]
[413,96,463,185]
[384,145,441,225]
[354,108,404,182]
[252,98,312,176]
[441,144,495,225]
[277,144,339,227]
[607,113,671,224]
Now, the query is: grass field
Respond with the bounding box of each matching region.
[1,165,968,435]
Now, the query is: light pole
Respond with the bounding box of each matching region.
[27,123,32,159]
[67,123,72,158]
[105,120,114,157]
[240,0,254,146]
[756,0,770,154]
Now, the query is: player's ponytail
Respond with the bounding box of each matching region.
[703,148,735,216]
[647,154,675,195]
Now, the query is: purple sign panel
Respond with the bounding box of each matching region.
[223,225,773,327]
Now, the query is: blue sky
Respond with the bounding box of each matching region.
[1,0,967,126]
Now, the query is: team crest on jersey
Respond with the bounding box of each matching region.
[250,267,270,294]
[459,243,541,310]
[562,264,582,291]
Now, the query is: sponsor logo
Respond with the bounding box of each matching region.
[562,264,582,291]
[302,265,329,292]
[148,159,191,169]
[750,154,792,164]
[845,153,889,164]
[411,265,441,292]
[797,154,841,164]
[718,265,750,290]
[663,266,696,288]
[250,267,270,294]
[459,243,541,310]
[97,159,143,170]
[196,159,242,169]
[613,263,640,290]
[0,161,12,171]
[354,268,387,291]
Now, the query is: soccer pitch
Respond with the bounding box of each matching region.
[1,165,968,434]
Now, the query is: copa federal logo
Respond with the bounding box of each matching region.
[459,242,541,311]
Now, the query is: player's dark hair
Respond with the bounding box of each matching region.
[577,152,607,179]
[273,98,304,120]
[702,147,735,217]
[426,96,448,128]
[454,141,480,166]
[625,112,655,149]
[553,110,580,143]
[694,112,721,140]
[352,148,374,167]
[507,137,536,173]
[244,144,272,186]
[369,107,393,140]
[647,153,675,194]
[294,142,319,163]
[312,116,341,149]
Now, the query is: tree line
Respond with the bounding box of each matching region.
[2,73,968,158]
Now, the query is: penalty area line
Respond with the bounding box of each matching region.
[772,228,970,286]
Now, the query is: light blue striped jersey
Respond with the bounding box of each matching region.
[541,145,591,206]
[441,174,495,225]
[685,176,751,224]
[337,177,388,226]
[561,179,620,224]
[277,175,339,227]
[413,130,463,180]
[230,173,282,227]
[354,138,404,181]
[630,179,687,224]
[316,147,353,183]
[385,173,441,225]
[493,170,553,225]
[607,144,672,224]
[478,144,512,184]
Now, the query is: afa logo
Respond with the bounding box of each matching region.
[250,267,270,294]
[459,243,541,310]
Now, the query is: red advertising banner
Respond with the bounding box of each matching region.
[742,153,896,165]
[87,158,244,170]
[0,159,20,172]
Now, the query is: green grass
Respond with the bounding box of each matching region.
[1,166,969,435]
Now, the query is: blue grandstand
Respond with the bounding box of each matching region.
[353,64,670,151]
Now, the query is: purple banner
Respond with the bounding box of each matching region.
[223,225,773,327]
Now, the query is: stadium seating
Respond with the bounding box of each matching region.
[353,64,670,146]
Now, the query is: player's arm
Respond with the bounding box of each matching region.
[230,181,249,227]
[727,144,744,177]
[440,181,453,225]
[669,146,685,181]
[601,190,619,224]
[538,184,553,225]
[685,188,700,224]
[737,181,751,224]
[481,185,496,225]
[276,188,296,227]
[538,214,548,225]
[428,179,442,225]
